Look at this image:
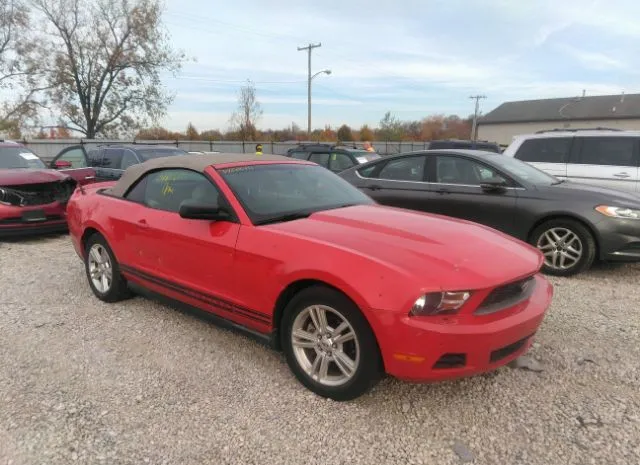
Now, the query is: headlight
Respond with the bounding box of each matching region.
[595,205,640,220]
[410,291,471,316]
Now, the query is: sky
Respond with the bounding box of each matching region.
[157,0,640,132]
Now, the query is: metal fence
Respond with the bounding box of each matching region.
[17,139,431,163]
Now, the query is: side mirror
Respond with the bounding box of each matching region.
[480,178,508,193]
[54,160,73,169]
[179,200,230,221]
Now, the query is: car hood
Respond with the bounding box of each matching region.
[265,205,543,290]
[0,169,69,186]
[539,181,640,206]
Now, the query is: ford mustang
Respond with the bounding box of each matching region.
[66,153,553,400]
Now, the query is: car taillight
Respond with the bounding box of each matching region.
[409,291,471,316]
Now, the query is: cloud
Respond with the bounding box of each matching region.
[556,45,626,71]
[158,0,640,130]
[177,92,362,106]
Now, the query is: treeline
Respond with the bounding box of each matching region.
[136,112,473,142]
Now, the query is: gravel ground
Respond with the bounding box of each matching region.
[0,234,639,465]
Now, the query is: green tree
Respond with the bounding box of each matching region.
[33,0,185,138]
[200,129,222,141]
[377,111,403,141]
[186,122,199,140]
[0,119,22,139]
[359,124,374,141]
[337,124,353,142]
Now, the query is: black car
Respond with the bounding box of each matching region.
[285,143,381,173]
[425,139,502,153]
[49,144,187,181]
[339,149,640,276]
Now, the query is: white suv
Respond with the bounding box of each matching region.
[503,128,640,193]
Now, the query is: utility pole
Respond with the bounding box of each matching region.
[469,95,487,141]
[298,42,322,136]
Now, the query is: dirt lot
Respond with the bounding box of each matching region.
[0,235,639,465]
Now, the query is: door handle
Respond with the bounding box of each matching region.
[369,185,381,191]
[613,172,631,178]
[435,188,450,195]
[84,175,95,180]
[137,219,149,229]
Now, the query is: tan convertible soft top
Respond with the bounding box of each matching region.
[106,153,295,198]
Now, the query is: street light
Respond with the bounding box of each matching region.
[307,69,331,136]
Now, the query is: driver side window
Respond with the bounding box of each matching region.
[124,169,221,213]
[435,156,506,185]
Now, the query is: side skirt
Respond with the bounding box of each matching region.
[127,282,278,349]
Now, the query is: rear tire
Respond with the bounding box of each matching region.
[530,218,596,277]
[84,233,131,302]
[281,285,383,401]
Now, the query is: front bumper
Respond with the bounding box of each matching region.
[373,274,553,382]
[0,203,68,238]
[596,217,640,262]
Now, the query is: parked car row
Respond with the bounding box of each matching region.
[281,139,501,172]
[50,143,188,181]
[2,132,639,400]
[339,149,640,276]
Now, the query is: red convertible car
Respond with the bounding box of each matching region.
[66,153,553,400]
[0,142,95,237]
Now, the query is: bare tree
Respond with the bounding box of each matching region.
[231,80,262,141]
[32,0,185,138]
[0,0,44,133]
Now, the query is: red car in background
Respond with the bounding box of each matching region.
[0,141,95,238]
[66,153,553,400]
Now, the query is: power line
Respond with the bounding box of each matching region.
[167,75,305,85]
[165,12,309,44]
[164,13,465,99]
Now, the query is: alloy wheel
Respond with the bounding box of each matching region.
[87,243,113,293]
[536,227,583,271]
[291,305,360,387]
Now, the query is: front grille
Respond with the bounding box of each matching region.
[490,335,533,363]
[0,180,76,206]
[433,353,467,369]
[0,215,63,225]
[475,276,536,315]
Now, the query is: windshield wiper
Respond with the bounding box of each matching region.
[255,211,313,225]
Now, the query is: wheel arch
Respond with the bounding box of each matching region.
[527,213,600,257]
[80,226,104,256]
[271,278,383,367]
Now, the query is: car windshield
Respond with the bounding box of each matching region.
[0,147,46,169]
[218,164,374,225]
[136,148,187,161]
[490,155,560,185]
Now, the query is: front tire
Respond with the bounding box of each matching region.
[84,233,131,302]
[281,286,383,401]
[530,218,596,277]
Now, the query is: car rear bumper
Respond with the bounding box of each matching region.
[0,203,68,238]
[374,274,553,382]
[596,218,640,262]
